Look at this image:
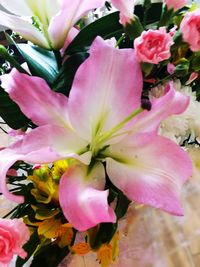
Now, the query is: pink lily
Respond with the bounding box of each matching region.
[0,0,104,49]
[0,37,192,231]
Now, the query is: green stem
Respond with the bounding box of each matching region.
[143,0,151,28]
[3,205,18,219]
[150,74,175,88]
[0,45,28,74]
[158,5,174,28]
[0,126,7,134]
[115,34,125,48]
[98,107,144,144]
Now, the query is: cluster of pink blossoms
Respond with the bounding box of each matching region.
[134,10,200,64]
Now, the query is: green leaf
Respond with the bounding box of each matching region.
[0,87,29,129]
[17,44,59,84]
[14,183,36,205]
[124,16,143,40]
[144,0,151,7]
[174,58,190,76]
[89,223,118,250]
[134,3,163,26]
[108,188,118,204]
[6,33,59,83]
[35,208,59,220]
[115,193,131,220]
[11,203,35,219]
[31,244,70,267]
[52,52,89,95]
[192,53,200,71]
[158,5,174,27]
[16,231,40,267]
[141,62,154,76]
[65,12,123,55]
[0,45,27,74]
[65,4,162,55]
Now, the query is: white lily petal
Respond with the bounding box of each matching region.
[0,10,50,49]
[48,0,105,49]
[0,0,32,16]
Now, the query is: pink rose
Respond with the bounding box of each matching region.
[0,218,29,267]
[134,27,174,64]
[180,10,200,52]
[164,0,187,11]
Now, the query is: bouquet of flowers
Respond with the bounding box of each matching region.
[0,0,200,266]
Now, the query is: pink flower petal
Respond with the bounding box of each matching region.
[12,125,90,163]
[130,82,190,134]
[68,36,143,142]
[59,163,116,231]
[0,10,50,49]
[1,69,70,128]
[48,0,105,49]
[106,132,192,215]
[0,150,24,203]
[111,0,134,25]
[167,63,175,74]
[134,27,174,64]
[0,218,29,265]
[0,125,90,203]
[186,72,198,85]
[60,27,79,55]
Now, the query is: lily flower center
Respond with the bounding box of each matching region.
[89,106,144,157]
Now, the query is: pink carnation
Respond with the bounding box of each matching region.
[180,10,200,52]
[0,218,29,267]
[134,27,174,64]
[164,0,188,11]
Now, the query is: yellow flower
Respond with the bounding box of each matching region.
[28,160,69,204]
[58,225,74,248]
[97,244,113,267]
[51,159,69,181]
[71,242,91,255]
[97,232,119,267]
[38,217,73,246]
[70,231,119,267]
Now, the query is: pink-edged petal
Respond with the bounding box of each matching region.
[12,125,90,162]
[12,218,30,258]
[0,125,90,203]
[59,163,116,231]
[0,10,50,49]
[68,36,143,142]
[106,132,192,215]
[48,0,105,49]
[60,27,79,55]
[111,0,134,25]
[0,150,25,203]
[130,82,190,134]
[1,69,70,128]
